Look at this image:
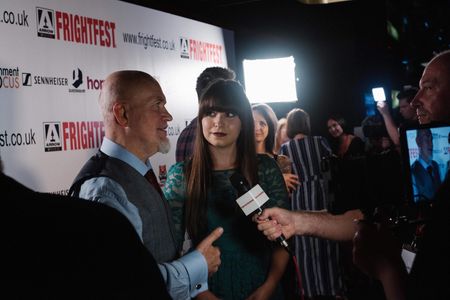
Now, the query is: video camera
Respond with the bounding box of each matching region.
[323,149,403,216]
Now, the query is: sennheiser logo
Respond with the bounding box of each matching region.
[36,7,55,39]
[43,122,62,152]
[69,68,85,93]
[22,73,32,86]
[180,37,189,59]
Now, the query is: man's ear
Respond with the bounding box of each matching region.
[112,102,128,127]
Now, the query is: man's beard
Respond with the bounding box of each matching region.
[158,138,171,154]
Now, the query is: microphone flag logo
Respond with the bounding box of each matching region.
[236,184,269,216]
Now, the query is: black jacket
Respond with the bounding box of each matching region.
[1,173,171,299]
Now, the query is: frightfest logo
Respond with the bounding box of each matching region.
[36,7,116,48]
[179,37,223,64]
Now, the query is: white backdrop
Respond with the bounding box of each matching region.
[0,0,235,193]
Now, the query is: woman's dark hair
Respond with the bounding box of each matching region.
[286,108,311,138]
[252,103,278,154]
[185,79,258,243]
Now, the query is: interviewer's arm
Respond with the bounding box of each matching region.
[257,208,362,241]
[294,209,363,241]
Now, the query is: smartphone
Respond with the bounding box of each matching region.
[372,87,386,102]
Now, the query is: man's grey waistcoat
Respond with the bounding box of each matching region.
[70,151,178,263]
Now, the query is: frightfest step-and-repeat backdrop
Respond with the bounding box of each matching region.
[0,0,235,194]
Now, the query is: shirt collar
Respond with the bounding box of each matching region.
[418,156,432,169]
[100,137,152,176]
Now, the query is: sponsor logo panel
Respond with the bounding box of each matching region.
[0,128,37,148]
[167,124,181,137]
[34,74,68,86]
[36,7,55,38]
[1,9,29,27]
[43,122,62,152]
[22,73,32,86]
[179,37,223,64]
[43,121,104,152]
[180,37,189,58]
[36,7,116,48]
[87,76,104,90]
[18,68,100,91]
[0,67,36,89]
[69,68,85,93]
[122,31,175,51]
[51,189,70,196]
[0,66,21,89]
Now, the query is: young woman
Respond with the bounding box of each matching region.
[164,80,289,299]
[326,115,365,158]
[252,103,299,193]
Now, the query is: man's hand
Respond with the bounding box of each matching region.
[254,208,295,240]
[196,227,223,276]
[376,101,390,116]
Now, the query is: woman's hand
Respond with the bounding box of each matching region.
[196,290,221,300]
[283,173,300,192]
[246,282,275,300]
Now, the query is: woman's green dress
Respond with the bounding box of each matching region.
[163,154,289,299]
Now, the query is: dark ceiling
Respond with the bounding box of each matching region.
[122,0,450,80]
[120,0,450,131]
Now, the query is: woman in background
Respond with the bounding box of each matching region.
[327,115,365,158]
[252,104,299,193]
[164,80,289,299]
[281,108,346,300]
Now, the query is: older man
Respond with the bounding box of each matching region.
[411,50,450,124]
[70,70,223,300]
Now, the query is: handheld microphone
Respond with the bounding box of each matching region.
[229,172,291,253]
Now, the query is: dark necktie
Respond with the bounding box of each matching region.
[426,165,434,182]
[145,169,163,197]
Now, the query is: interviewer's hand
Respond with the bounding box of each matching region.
[253,207,295,240]
[196,227,223,276]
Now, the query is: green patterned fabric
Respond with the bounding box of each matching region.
[163,154,289,299]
